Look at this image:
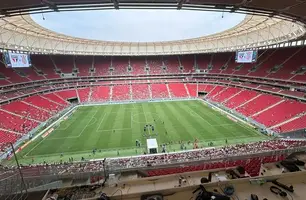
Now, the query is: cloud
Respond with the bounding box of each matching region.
[31,10,245,42]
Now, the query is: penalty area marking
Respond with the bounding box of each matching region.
[131,112,162,124]
[188,109,236,127]
[96,112,133,132]
[26,109,100,156]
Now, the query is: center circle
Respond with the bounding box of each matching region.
[132,112,161,124]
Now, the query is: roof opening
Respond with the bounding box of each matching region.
[31,10,245,43]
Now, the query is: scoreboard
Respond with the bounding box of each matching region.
[235,50,258,63]
[3,52,32,68]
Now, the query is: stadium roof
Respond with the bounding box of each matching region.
[0,0,305,55]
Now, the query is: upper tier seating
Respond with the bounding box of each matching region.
[0,79,10,86]
[76,56,92,77]
[148,57,163,75]
[164,56,180,74]
[267,48,306,80]
[112,57,128,75]
[94,56,110,76]
[52,55,74,73]
[180,55,194,73]
[0,47,306,87]
[15,68,45,81]
[196,54,211,69]
[210,53,232,73]
[248,49,296,77]
[130,57,147,75]
[0,62,30,83]
[31,55,60,79]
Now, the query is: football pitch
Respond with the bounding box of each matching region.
[11,100,267,165]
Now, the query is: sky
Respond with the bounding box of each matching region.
[31,10,246,43]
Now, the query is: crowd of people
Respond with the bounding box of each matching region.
[107,139,306,169]
[0,139,305,179]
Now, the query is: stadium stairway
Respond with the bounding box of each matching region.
[166,84,172,98]
[21,100,51,113]
[233,94,262,110]
[184,83,191,98]
[222,89,244,104]
[39,95,67,106]
[0,108,42,123]
[270,113,306,130]
[88,87,93,102]
[109,86,113,101]
[148,84,153,99]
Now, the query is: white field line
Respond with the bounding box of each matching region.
[25,137,46,157]
[187,109,213,126]
[203,100,265,137]
[141,104,151,135]
[26,135,262,158]
[29,109,99,154]
[96,113,107,132]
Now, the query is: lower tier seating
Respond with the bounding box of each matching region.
[186,84,197,97]
[0,110,39,134]
[168,83,188,97]
[132,84,150,100]
[211,87,241,102]
[253,100,306,127]
[224,90,258,109]
[77,88,90,102]
[23,96,65,113]
[1,101,52,121]
[236,94,282,117]
[112,85,130,101]
[0,131,19,151]
[91,86,110,102]
[56,90,77,100]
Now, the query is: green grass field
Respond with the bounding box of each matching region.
[9,100,267,165]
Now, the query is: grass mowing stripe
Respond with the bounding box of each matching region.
[7,100,267,165]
